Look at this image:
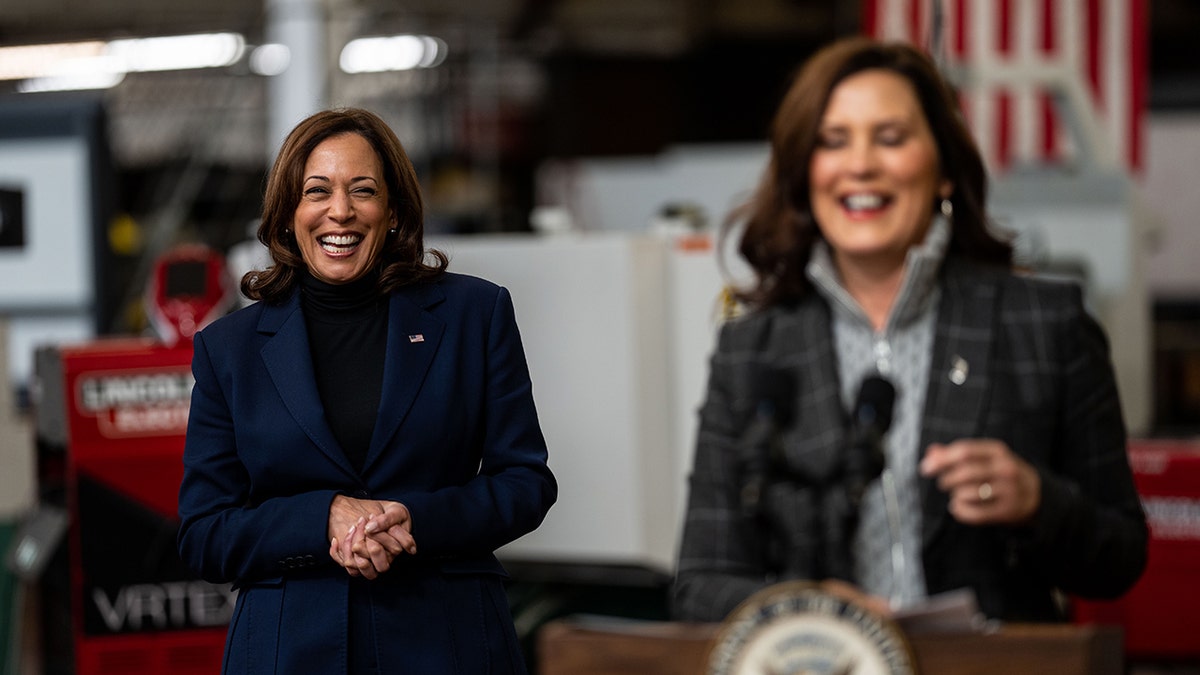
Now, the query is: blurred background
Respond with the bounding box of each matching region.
[3,0,1200,673]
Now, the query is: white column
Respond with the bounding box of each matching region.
[266,0,328,160]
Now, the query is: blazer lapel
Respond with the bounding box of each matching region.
[919,260,1001,545]
[258,293,359,480]
[362,283,446,473]
[781,298,847,482]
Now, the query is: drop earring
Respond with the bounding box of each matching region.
[940,198,953,219]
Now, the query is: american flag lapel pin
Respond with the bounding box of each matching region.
[408,334,425,343]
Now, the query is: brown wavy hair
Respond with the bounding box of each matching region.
[729,37,1013,309]
[241,108,447,303]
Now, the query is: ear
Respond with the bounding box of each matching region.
[938,180,954,200]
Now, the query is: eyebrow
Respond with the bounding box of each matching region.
[303,175,380,183]
[820,116,912,129]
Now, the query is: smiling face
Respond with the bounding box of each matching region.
[292,132,393,285]
[808,68,952,275]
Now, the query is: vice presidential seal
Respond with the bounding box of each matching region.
[707,581,916,675]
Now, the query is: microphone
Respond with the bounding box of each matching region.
[738,365,795,517]
[843,375,896,506]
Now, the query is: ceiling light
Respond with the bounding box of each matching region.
[339,35,447,74]
[417,37,448,68]
[250,43,291,76]
[16,72,126,93]
[0,41,107,81]
[108,33,246,73]
[2,32,247,93]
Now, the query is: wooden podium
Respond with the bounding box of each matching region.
[537,617,1124,675]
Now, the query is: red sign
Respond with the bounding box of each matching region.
[1074,440,1200,658]
[61,337,228,675]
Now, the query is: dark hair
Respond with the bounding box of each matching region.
[730,37,1012,308]
[242,107,447,302]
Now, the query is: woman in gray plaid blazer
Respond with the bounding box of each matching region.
[672,38,1148,623]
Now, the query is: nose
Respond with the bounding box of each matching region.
[327,189,354,222]
[845,139,880,177]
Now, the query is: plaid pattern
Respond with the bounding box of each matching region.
[672,259,1148,622]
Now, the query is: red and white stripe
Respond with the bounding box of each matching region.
[862,0,1146,174]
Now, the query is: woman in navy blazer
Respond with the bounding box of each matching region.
[178,108,556,674]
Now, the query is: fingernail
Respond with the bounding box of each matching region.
[348,524,356,536]
[365,520,378,533]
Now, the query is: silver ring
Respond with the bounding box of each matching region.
[977,482,994,501]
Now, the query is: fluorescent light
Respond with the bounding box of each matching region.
[2,32,247,92]
[417,36,448,68]
[16,72,126,93]
[0,41,107,80]
[108,33,246,73]
[250,43,291,76]
[339,35,447,74]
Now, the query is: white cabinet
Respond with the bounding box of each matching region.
[432,233,724,574]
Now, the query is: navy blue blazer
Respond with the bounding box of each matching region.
[178,272,556,674]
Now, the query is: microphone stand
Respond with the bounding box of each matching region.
[824,375,895,581]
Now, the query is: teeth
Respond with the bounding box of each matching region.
[844,194,885,211]
[318,233,362,249]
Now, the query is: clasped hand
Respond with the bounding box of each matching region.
[327,495,417,579]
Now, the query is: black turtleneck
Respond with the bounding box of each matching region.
[300,270,389,473]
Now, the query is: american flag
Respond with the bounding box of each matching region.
[862,0,1147,174]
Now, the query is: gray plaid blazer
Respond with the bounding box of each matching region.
[672,258,1148,622]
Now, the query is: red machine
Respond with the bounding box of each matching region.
[57,245,234,674]
[1074,439,1200,659]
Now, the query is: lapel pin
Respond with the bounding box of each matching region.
[949,356,969,385]
[408,334,425,343]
